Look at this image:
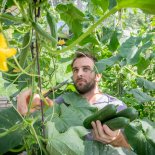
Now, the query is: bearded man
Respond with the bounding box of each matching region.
[17,52,130,148]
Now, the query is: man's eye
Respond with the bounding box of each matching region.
[83,67,90,72]
[73,69,78,73]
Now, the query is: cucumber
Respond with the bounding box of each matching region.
[83,104,117,129]
[46,11,57,48]
[116,107,138,121]
[19,32,31,68]
[105,117,130,130]
[32,22,57,44]
[0,13,23,23]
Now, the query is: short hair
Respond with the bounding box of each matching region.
[71,52,97,68]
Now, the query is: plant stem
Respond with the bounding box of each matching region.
[34,0,45,138]
[124,66,145,78]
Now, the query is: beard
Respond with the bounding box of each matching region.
[74,78,96,94]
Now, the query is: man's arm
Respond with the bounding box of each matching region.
[91,120,130,149]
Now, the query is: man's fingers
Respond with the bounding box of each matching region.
[91,120,109,143]
[17,89,54,116]
[103,125,120,138]
[46,97,54,106]
[17,89,32,115]
[31,94,42,107]
[91,121,99,139]
[96,120,106,137]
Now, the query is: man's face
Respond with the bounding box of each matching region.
[72,57,96,94]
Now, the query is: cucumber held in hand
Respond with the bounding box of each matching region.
[105,117,130,130]
[116,107,139,121]
[83,104,117,129]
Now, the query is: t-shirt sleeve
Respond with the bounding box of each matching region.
[53,95,64,104]
[106,94,127,112]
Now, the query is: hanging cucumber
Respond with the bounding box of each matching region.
[83,104,117,129]
[116,107,139,121]
[19,32,31,68]
[32,22,57,44]
[105,117,130,130]
[0,13,23,23]
[46,10,58,48]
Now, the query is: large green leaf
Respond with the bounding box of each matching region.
[129,89,155,103]
[118,35,153,65]
[136,57,150,74]
[0,107,24,154]
[109,0,117,10]
[62,92,97,120]
[84,140,136,155]
[45,92,98,133]
[141,119,155,148]
[56,3,85,37]
[79,34,99,46]
[95,55,122,73]
[118,36,141,65]
[100,27,114,44]
[45,93,97,133]
[124,119,155,155]
[45,103,82,132]
[46,122,88,155]
[88,0,109,15]
[108,31,120,52]
[117,0,155,15]
[137,78,155,90]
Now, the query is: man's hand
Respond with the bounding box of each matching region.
[91,120,130,149]
[17,89,53,116]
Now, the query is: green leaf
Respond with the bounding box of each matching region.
[108,31,120,52]
[53,104,83,132]
[119,34,152,65]
[101,27,114,44]
[79,34,99,46]
[62,92,97,121]
[45,103,82,132]
[0,107,24,154]
[129,89,155,103]
[84,140,136,155]
[95,55,122,73]
[109,0,117,10]
[56,3,85,37]
[117,0,155,15]
[45,93,97,133]
[118,36,142,65]
[137,78,155,90]
[141,119,155,148]
[124,119,155,155]
[136,57,150,74]
[88,0,109,14]
[46,122,88,155]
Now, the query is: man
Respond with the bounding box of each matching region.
[17,52,130,148]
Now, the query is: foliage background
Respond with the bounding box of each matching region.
[0,0,155,154]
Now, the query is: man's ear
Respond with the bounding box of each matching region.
[95,74,102,82]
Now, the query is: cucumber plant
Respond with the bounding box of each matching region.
[0,0,155,154]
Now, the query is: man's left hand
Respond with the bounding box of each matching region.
[91,120,130,149]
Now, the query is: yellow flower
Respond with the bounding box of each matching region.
[0,33,17,71]
[0,33,7,48]
[58,39,65,46]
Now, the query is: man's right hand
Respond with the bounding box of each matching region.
[17,89,53,116]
